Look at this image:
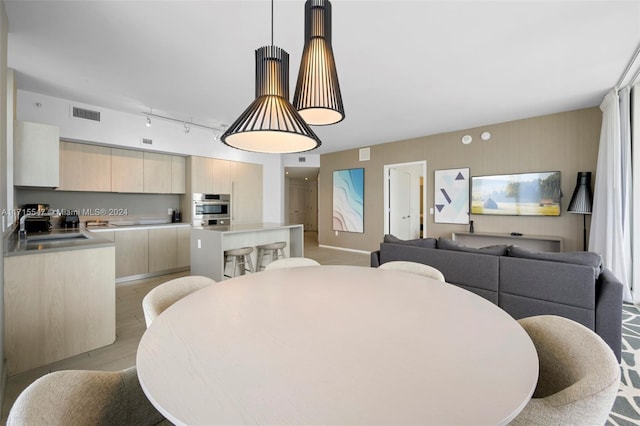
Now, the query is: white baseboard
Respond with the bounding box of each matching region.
[318,244,371,255]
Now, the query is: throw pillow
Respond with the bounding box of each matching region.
[437,238,508,256]
[508,246,603,272]
[383,234,437,249]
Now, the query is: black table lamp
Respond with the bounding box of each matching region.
[567,171,593,251]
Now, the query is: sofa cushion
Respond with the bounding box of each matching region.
[437,238,508,256]
[508,246,603,274]
[499,256,596,309]
[384,234,437,249]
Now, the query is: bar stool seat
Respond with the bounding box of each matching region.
[256,241,287,270]
[224,247,254,278]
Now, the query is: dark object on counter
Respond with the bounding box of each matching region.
[469,220,474,233]
[62,214,80,229]
[172,209,182,223]
[20,204,49,219]
[511,232,523,236]
[24,216,51,233]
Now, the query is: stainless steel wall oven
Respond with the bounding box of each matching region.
[192,193,230,227]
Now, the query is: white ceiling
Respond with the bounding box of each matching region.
[5,1,640,154]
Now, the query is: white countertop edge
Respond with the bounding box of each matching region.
[87,223,191,233]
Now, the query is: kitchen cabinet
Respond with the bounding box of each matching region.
[14,120,60,187]
[177,226,191,268]
[149,228,178,272]
[143,152,172,193]
[210,158,231,194]
[171,155,186,194]
[114,229,149,278]
[188,156,231,194]
[231,161,263,224]
[4,246,116,375]
[58,141,111,191]
[111,148,143,192]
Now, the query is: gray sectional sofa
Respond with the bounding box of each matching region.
[370,236,624,361]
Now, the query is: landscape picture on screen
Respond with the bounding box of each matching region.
[471,171,561,216]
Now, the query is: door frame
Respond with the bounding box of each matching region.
[383,161,427,238]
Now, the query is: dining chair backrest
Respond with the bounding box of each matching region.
[379,261,446,282]
[510,315,620,425]
[7,367,165,426]
[142,275,216,327]
[264,257,321,270]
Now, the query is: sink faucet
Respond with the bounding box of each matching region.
[19,215,28,240]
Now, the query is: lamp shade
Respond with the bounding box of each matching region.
[222,46,321,153]
[567,171,593,214]
[293,0,344,126]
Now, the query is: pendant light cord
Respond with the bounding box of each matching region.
[271,0,274,46]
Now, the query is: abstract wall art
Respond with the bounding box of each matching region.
[434,168,470,224]
[333,168,364,233]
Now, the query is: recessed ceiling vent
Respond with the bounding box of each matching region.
[298,157,306,163]
[72,106,101,122]
[141,138,153,145]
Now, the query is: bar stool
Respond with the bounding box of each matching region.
[223,247,254,278]
[256,241,287,270]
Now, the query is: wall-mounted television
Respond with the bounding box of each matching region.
[471,171,561,216]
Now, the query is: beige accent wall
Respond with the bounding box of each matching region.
[319,107,601,253]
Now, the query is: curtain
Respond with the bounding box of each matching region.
[590,89,633,302]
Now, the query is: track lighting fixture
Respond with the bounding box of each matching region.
[146,114,151,127]
[141,111,226,135]
[184,121,191,134]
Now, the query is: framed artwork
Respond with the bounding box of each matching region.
[434,168,470,224]
[471,171,561,216]
[333,168,364,233]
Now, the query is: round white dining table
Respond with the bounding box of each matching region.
[137,265,538,426]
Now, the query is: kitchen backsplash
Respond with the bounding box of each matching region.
[16,189,181,223]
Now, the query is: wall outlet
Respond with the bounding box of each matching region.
[429,208,434,215]
[168,208,173,215]
[197,239,201,249]
[335,230,338,236]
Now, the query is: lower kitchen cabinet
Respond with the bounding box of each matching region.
[4,246,116,375]
[177,226,190,268]
[149,228,178,272]
[95,226,190,280]
[115,229,149,278]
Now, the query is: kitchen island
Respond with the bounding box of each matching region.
[191,223,304,281]
[3,228,116,375]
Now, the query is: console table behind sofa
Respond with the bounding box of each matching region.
[452,232,563,252]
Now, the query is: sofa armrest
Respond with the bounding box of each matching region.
[371,250,381,267]
[596,268,623,362]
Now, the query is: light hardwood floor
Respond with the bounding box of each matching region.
[0,231,370,423]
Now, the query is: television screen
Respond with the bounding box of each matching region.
[471,171,561,216]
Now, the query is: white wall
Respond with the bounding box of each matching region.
[16,89,284,222]
[1,0,8,407]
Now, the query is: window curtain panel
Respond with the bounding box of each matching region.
[590,88,633,302]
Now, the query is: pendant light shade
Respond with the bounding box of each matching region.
[293,0,344,126]
[222,46,321,153]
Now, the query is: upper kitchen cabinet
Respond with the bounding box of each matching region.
[188,156,230,194]
[143,152,172,193]
[58,141,111,191]
[14,120,60,187]
[171,155,186,194]
[111,148,143,192]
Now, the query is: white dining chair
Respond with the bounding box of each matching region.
[7,367,166,426]
[142,275,216,327]
[510,315,620,425]
[264,257,321,270]
[379,261,446,282]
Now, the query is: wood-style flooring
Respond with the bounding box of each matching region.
[0,231,370,423]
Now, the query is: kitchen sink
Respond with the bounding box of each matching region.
[27,232,90,242]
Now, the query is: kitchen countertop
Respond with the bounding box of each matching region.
[87,222,190,233]
[4,228,115,257]
[193,222,303,234]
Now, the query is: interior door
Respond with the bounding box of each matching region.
[289,184,306,225]
[389,168,412,239]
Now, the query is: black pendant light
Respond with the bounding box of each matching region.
[293,0,344,126]
[221,0,321,153]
